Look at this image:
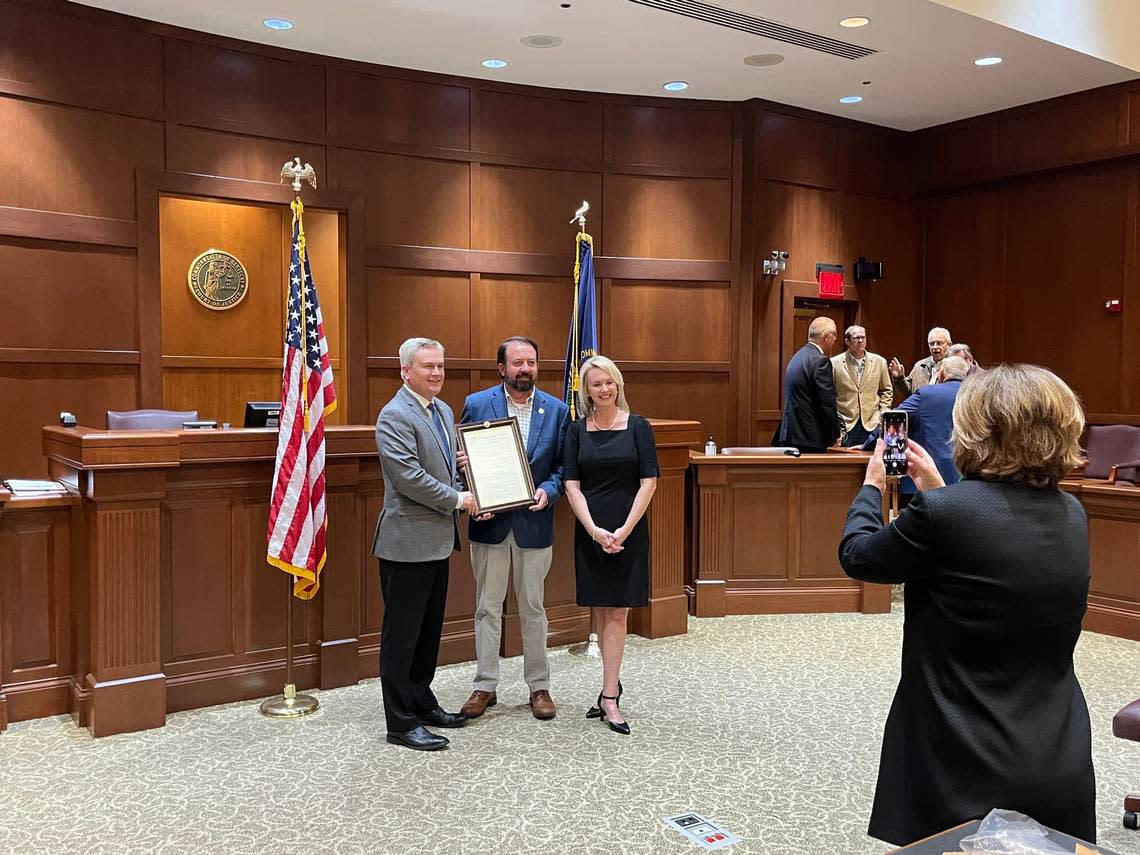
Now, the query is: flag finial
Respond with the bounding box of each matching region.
[569,200,590,233]
[280,157,317,194]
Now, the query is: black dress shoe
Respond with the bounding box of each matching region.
[421,707,467,728]
[386,726,449,751]
[597,692,631,736]
[586,681,622,719]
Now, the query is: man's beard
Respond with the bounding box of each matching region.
[507,374,533,392]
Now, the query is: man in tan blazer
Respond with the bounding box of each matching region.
[831,325,892,447]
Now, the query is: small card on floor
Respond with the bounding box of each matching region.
[663,812,741,849]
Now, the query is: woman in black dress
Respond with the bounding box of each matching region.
[839,364,1095,845]
[563,356,658,735]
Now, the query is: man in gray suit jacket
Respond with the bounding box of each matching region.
[373,337,479,751]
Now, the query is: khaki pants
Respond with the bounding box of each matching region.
[470,531,552,692]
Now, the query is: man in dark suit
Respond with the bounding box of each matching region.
[373,336,476,751]
[458,336,569,721]
[894,355,968,495]
[776,317,840,453]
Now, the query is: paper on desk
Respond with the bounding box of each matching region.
[3,479,68,493]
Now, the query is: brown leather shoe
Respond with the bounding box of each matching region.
[461,690,496,718]
[530,689,556,720]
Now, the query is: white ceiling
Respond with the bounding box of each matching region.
[73,0,1138,130]
[930,0,1140,74]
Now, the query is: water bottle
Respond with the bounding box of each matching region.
[704,434,717,456]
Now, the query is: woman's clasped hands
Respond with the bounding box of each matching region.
[591,525,626,554]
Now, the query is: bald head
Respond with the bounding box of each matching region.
[808,317,838,355]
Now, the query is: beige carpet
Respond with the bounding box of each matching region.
[2,611,1138,855]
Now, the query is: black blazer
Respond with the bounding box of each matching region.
[776,342,839,450]
[839,480,1095,846]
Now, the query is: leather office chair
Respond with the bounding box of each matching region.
[720,446,802,457]
[1112,699,1140,829]
[106,409,198,430]
[1085,425,1140,485]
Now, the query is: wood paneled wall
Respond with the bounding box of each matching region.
[742,106,918,443]
[7,0,1140,474]
[0,0,925,479]
[917,81,1140,425]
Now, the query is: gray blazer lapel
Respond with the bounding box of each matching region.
[399,386,450,465]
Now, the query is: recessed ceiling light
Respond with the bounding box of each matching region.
[839,95,863,104]
[839,16,870,27]
[663,81,689,92]
[520,35,563,48]
[263,18,293,30]
[975,56,1003,66]
[482,59,508,69]
[743,53,785,67]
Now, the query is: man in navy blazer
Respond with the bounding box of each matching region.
[864,355,968,495]
[897,355,968,494]
[458,336,569,721]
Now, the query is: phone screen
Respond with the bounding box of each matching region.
[882,411,908,477]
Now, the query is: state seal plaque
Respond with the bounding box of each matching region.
[187,250,249,310]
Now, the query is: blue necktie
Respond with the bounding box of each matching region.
[428,402,452,465]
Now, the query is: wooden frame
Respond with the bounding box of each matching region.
[456,417,537,514]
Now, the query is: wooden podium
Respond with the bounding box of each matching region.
[0,418,701,737]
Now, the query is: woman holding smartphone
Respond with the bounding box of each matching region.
[838,364,1095,846]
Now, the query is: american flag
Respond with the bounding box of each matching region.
[266,198,337,600]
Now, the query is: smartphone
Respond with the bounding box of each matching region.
[881,410,908,478]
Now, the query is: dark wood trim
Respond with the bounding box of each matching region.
[344,198,369,424]
[135,169,163,407]
[724,586,862,614]
[161,355,342,370]
[161,356,281,369]
[365,356,730,372]
[334,138,733,179]
[918,140,1140,194]
[1086,413,1140,426]
[0,348,140,365]
[732,101,753,446]
[599,257,733,280]
[365,245,733,279]
[0,206,137,247]
[919,78,1140,138]
[368,246,570,277]
[1124,165,1140,414]
[610,361,732,373]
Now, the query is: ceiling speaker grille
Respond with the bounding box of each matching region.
[628,0,876,60]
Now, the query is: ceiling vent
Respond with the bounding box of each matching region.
[628,0,876,60]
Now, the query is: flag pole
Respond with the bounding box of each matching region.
[260,158,322,719]
[565,200,601,659]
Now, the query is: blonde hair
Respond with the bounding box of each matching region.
[578,356,629,419]
[952,364,1084,489]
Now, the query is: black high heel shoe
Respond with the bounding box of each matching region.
[597,692,630,735]
[585,681,622,719]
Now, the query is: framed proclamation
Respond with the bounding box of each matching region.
[456,418,537,514]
